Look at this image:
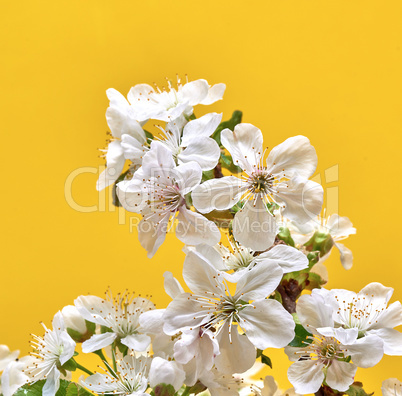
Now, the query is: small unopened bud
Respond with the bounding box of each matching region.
[61,305,94,342]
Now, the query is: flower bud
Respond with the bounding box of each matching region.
[61,305,94,342]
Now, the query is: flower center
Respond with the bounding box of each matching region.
[247,170,274,195]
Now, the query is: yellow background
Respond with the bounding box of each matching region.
[1,0,402,393]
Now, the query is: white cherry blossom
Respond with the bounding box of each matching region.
[0,346,19,372]
[26,312,76,396]
[148,356,185,391]
[1,356,36,396]
[314,283,402,356]
[192,125,323,251]
[382,378,402,396]
[117,141,221,257]
[291,213,356,269]
[163,249,295,374]
[128,77,225,122]
[82,352,151,396]
[97,88,148,191]
[75,290,154,353]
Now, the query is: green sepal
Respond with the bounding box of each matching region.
[143,130,154,144]
[201,170,215,182]
[277,227,295,247]
[345,382,374,396]
[185,382,208,395]
[219,152,242,174]
[61,358,77,372]
[117,342,129,355]
[256,349,273,368]
[150,383,176,396]
[211,110,243,146]
[101,325,113,333]
[66,321,96,343]
[14,380,92,396]
[304,271,327,291]
[288,323,313,347]
[305,231,334,258]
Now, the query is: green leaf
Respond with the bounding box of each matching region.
[201,169,215,182]
[211,110,243,146]
[112,170,130,207]
[288,323,313,347]
[151,383,176,396]
[14,380,92,396]
[345,382,374,396]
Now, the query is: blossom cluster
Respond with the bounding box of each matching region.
[2,77,401,396]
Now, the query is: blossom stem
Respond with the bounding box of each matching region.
[112,342,117,372]
[92,349,117,377]
[181,386,192,396]
[74,360,94,376]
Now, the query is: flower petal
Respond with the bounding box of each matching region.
[149,357,185,391]
[221,123,263,173]
[116,178,146,213]
[173,162,202,195]
[276,176,324,224]
[326,360,357,392]
[240,299,295,350]
[121,334,151,351]
[163,272,185,299]
[74,295,114,327]
[81,332,117,353]
[176,207,221,247]
[181,113,223,147]
[266,136,317,179]
[256,245,309,273]
[139,309,165,334]
[182,250,226,295]
[121,134,147,162]
[345,334,384,367]
[200,83,226,105]
[96,141,125,191]
[178,138,221,171]
[138,214,170,258]
[367,328,402,356]
[192,176,244,213]
[232,199,277,251]
[326,214,356,239]
[287,359,325,394]
[373,301,402,329]
[214,323,256,374]
[334,243,353,270]
[234,261,283,301]
[181,80,209,106]
[42,367,60,396]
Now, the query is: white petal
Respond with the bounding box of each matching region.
[326,214,356,239]
[163,272,185,299]
[141,141,175,179]
[200,83,226,105]
[181,113,223,146]
[96,141,125,191]
[372,301,402,329]
[345,334,384,367]
[287,360,325,394]
[138,214,170,258]
[232,199,277,251]
[81,332,117,353]
[334,243,353,270]
[42,367,60,396]
[127,83,155,103]
[367,328,402,356]
[183,250,225,295]
[116,179,146,213]
[326,360,357,392]
[214,323,256,374]
[173,162,202,195]
[139,309,165,334]
[106,88,129,108]
[121,334,151,351]
[74,295,114,327]
[359,282,394,304]
[234,261,283,301]
[192,176,244,213]
[256,245,309,273]
[58,332,76,365]
[190,244,227,271]
[106,107,146,142]
[163,293,210,335]
[240,299,295,349]
[178,138,221,171]
[266,136,317,179]
[149,357,185,391]
[382,378,402,396]
[121,134,147,162]
[261,376,279,396]
[176,208,221,246]
[181,80,209,106]
[296,291,334,331]
[221,123,263,173]
[276,176,323,224]
[82,372,119,393]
